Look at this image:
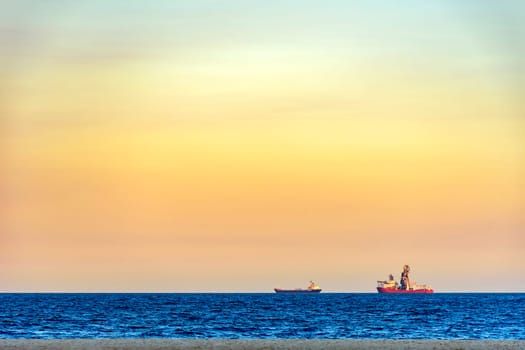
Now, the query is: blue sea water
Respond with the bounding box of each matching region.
[0,293,523,339]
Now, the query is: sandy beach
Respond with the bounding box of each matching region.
[0,339,523,350]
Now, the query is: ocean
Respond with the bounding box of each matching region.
[1,293,523,339]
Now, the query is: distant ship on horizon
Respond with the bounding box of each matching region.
[377,265,434,294]
[274,281,322,293]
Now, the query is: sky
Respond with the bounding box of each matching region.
[1,1,524,292]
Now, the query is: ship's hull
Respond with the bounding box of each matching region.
[377,287,434,294]
[274,288,322,293]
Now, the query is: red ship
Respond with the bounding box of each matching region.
[377,265,434,294]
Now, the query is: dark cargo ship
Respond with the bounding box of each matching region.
[274,281,322,293]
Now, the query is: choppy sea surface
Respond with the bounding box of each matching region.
[1,293,523,339]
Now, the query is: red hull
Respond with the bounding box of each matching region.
[377,287,433,294]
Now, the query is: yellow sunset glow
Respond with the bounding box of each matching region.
[1,1,524,292]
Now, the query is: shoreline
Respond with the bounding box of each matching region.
[0,339,524,350]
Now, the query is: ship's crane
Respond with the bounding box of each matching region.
[400,264,411,290]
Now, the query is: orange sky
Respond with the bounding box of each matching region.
[1,1,524,292]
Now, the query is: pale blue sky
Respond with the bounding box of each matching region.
[2,1,523,63]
